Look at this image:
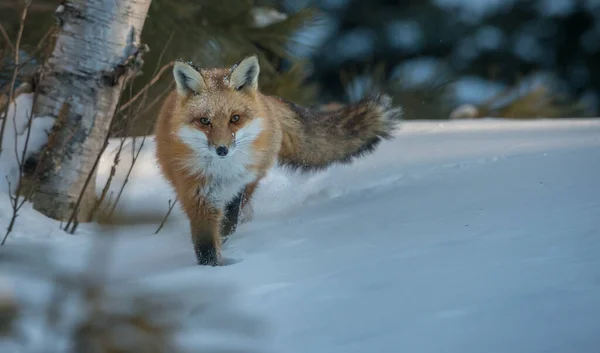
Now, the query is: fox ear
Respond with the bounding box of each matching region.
[229,55,260,91]
[173,61,205,96]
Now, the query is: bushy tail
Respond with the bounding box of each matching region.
[274,94,403,172]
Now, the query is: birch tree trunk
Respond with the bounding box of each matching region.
[28,0,151,222]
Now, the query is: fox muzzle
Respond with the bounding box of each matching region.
[215,145,229,156]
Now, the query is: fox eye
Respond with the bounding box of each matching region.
[230,114,240,123]
[193,117,210,126]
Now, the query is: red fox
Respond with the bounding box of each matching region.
[154,55,403,266]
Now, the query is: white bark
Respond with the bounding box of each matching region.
[29,0,151,221]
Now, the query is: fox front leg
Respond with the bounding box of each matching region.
[190,213,223,266]
[182,195,224,266]
[221,190,243,241]
[221,178,261,238]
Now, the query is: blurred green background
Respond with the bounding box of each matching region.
[1,0,598,137]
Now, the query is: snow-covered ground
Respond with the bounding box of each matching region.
[1,111,600,352]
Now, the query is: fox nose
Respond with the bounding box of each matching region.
[215,145,228,157]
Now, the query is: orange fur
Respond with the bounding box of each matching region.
[154,56,402,266]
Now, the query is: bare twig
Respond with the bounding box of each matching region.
[87,80,138,222]
[67,28,168,229]
[0,24,14,53]
[88,139,123,219]
[117,30,174,115]
[0,0,32,157]
[128,31,174,117]
[92,35,174,222]
[105,129,150,218]
[116,35,174,129]
[0,25,56,93]
[29,24,56,61]
[63,137,109,233]
[2,87,38,245]
[152,31,174,78]
[2,177,16,245]
[154,198,177,234]
[137,80,174,118]
[117,61,173,113]
[63,77,135,233]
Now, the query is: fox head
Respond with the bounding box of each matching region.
[171,56,265,161]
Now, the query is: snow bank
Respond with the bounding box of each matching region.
[1,118,599,353]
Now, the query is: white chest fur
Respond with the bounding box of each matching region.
[176,118,264,208]
[200,161,257,208]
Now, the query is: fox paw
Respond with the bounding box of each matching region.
[194,244,222,266]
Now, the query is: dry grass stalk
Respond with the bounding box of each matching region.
[154,198,177,234]
[104,129,150,220]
